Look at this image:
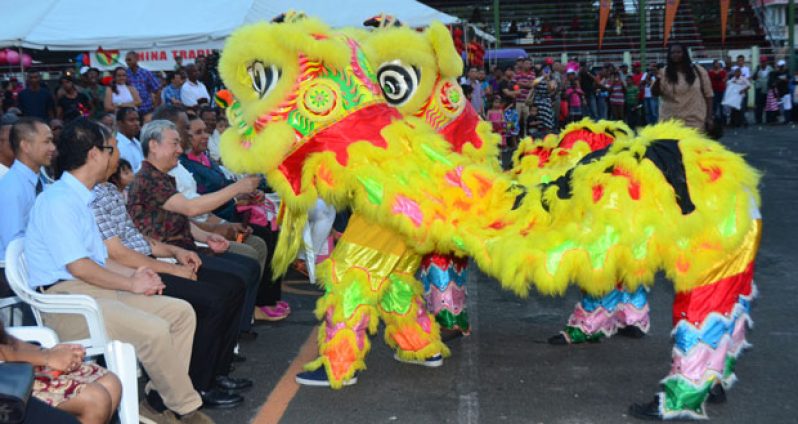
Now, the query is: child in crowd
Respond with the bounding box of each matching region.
[624,75,641,127]
[503,98,520,147]
[563,74,585,123]
[608,71,625,121]
[526,104,544,138]
[461,84,474,104]
[486,95,507,148]
[216,114,229,134]
[109,158,134,202]
[723,67,751,127]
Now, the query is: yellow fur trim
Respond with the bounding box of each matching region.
[426,22,463,79]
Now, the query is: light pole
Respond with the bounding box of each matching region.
[494,0,501,48]
[640,0,647,66]
[789,0,795,75]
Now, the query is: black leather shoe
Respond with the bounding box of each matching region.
[547,333,569,345]
[239,330,258,341]
[617,326,646,339]
[145,389,167,413]
[232,353,247,363]
[628,397,664,421]
[215,375,253,392]
[199,389,243,409]
[707,384,726,404]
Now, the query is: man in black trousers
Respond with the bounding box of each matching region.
[88,124,252,412]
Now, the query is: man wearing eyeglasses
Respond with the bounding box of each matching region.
[24,118,214,424]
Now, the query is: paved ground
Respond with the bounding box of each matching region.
[206,125,798,424]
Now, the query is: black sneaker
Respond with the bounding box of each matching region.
[628,397,664,421]
[617,326,646,339]
[707,384,727,404]
[547,333,569,345]
[295,367,358,387]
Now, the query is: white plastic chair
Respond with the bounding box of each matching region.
[6,325,60,348]
[4,238,139,424]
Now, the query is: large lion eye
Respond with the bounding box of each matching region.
[247,61,280,99]
[377,61,420,106]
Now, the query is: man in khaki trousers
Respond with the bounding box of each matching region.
[23,119,212,424]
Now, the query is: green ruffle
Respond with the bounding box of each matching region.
[662,377,713,414]
[436,309,470,331]
[563,326,604,343]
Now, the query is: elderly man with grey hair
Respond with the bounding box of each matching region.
[88,118,259,416]
[126,120,263,341]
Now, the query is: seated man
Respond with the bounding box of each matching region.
[182,116,287,320]
[0,117,54,302]
[114,107,143,173]
[152,106,280,322]
[91,129,250,410]
[126,120,262,338]
[23,119,213,424]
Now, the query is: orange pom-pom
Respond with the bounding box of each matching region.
[215,89,234,109]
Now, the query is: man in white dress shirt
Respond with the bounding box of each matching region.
[114,107,144,172]
[180,64,210,108]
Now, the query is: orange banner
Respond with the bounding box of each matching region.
[720,0,730,45]
[663,0,681,46]
[598,0,611,49]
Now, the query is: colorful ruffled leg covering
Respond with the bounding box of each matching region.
[380,273,450,362]
[420,253,470,333]
[308,265,378,389]
[561,285,650,343]
[658,220,761,420]
[304,214,448,388]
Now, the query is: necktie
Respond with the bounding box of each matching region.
[35,178,43,195]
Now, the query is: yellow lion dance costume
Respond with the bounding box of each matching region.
[217,15,761,421]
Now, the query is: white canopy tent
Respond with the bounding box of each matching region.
[0,0,458,50]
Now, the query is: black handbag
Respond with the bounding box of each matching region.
[0,362,34,424]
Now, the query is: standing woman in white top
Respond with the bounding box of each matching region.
[104,67,141,112]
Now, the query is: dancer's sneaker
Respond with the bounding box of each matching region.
[295,367,357,387]
[617,326,646,339]
[628,396,664,421]
[707,384,727,404]
[393,353,444,367]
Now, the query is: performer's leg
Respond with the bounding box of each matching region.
[630,220,760,420]
[379,272,450,364]
[298,266,378,389]
[420,253,470,335]
[615,285,651,338]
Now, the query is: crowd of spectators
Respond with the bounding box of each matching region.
[0,51,288,424]
[462,49,798,148]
